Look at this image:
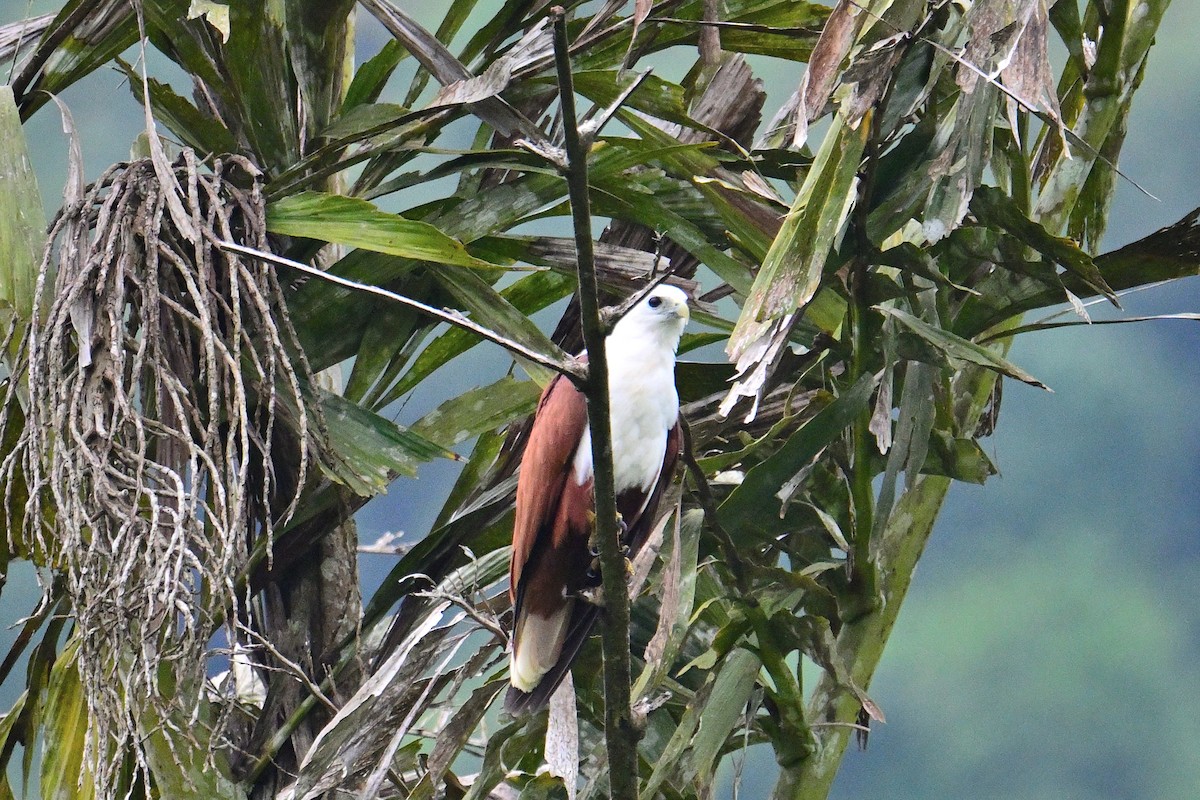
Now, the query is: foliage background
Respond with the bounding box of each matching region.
[0,1,1196,798]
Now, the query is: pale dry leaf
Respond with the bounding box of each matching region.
[432,20,551,108]
[621,0,654,71]
[642,503,683,670]
[869,364,894,454]
[545,678,579,800]
[760,0,862,150]
[699,0,722,65]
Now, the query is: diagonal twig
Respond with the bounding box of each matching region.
[217,241,583,384]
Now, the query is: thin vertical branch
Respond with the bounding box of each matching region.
[848,104,884,614]
[550,7,640,800]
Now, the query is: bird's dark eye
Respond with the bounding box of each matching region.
[647,296,662,309]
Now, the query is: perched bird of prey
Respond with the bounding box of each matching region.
[506,285,689,714]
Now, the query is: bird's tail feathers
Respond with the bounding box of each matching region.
[505,603,599,715]
[509,602,574,693]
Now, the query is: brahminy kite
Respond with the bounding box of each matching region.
[506,285,689,714]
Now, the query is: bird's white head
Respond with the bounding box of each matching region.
[609,284,690,353]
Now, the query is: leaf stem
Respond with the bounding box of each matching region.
[551,7,640,800]
[748,606,812,765]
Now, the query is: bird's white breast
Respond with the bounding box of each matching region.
[572,334,678,492]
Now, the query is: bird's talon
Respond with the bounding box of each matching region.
[579,585,606,607]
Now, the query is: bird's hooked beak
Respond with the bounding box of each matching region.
[663,293,689,324]
[674,297,690,324]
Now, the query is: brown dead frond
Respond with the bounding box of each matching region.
[11,149,311,790]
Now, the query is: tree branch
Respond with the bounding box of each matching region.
[550,7,640,800]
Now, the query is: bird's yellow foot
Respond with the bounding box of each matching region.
[582,555,634,587]
[586,510,623,529]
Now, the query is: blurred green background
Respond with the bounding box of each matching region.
[2,3,1198,798]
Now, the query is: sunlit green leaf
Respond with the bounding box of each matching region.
[267,191,507,269]
[0,86,46,358]
[410,376,542,448]
[40,640,94,800]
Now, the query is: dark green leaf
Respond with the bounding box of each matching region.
[317,389,457,496]
[971,185,1117,304]
[880,306,1048,388]
[342,296,432,407]
[288,249,429,373]
[773,613,882,721]
[620,113,783,264]
[116,61,239,156]
[877,242,979,295]
[576,0,828,68]
[344,39,407,109]
[385,269,574,405]
[319,102,412,140]
[429,266,564,386]
[429,427,505,532]
[593,175,754,295]
[921,431,998,484]
[957,206,1200,336]
[686,647,761,783]
[460,719,531,800]
[361,477,515,632]
[571,70,692,129]
[719,371,876,532]
[642,671,704,796]
[13,1,139,118]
